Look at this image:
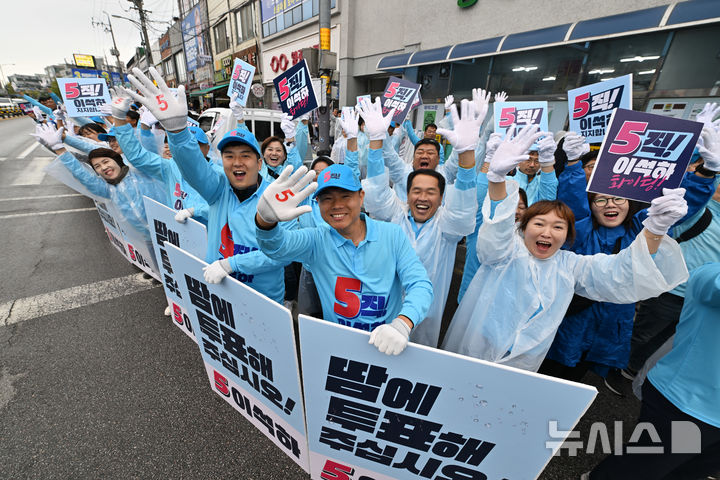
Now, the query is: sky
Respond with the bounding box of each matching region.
[0,0,180,80]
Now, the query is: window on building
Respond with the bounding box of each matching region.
[261,0,334,37]
[163,58,174,77]
[176,51,187,83]
[654,24,720,95]
[214,18,230,54]
[236,3,256,43]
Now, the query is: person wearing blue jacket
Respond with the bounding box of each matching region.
[32,124,164,242]
[588,262,720,480]
[124,67,290,304]
[253,100,433,356]
[107,89,210,226]
[541,130,719,387]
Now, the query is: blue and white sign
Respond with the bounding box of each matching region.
[493,101,549,139]
[57,77,112,117]
[166,244,310,472]
[299,315,597,480]
[227,58,256,106]
[568,74,633,143]
[144,197,207,342]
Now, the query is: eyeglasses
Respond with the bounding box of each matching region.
[592,197,627,207]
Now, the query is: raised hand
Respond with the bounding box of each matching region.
[357,97,395,141]
[436,99,483,153]
[257,165,317,224]
[487,124,542,182]
[126,67,188,132]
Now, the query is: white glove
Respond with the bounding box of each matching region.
[229,92,244,121]
[140,108,158,128]
[31,123,64,151]
[52,108,66,123]
[357,97,395,141]
[32,106,44,120]
[339,108,359,139]
[471,88,491,123]
[203,258,232,284]
[369,318,411,355]
[563,131,589,161]
[109,87,133,120]
[436,99,483,153]
[299,112,311,123]
[642,188,688,236]
[174,207,194,223]
[494,91,508,103]
[98,103,113,116]
[281,113,297,139]
[698,126,720,171]
[444,95,454,111]
[537,133,557,167]
[485,132,503,161]
[126,67,188,132]
[696,102,720,129]
[487,124,542,182]
[257,165,317,223]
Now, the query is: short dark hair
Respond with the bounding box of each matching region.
[518,200,576,246]
[407,168,445,196]
[88,148,125,168]
[518,188,528,208]
[316,148,331,157]
[580,150,598,167]
[414,138,440,154]
[79,123,107,136]
[126,110,140,122]
[424,123,437,132]
[311,156,334,170]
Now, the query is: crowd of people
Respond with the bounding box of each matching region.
[25,67,720,479]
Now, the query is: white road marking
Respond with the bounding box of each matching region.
[0,273,160,327]
[0,193,84,202]
[0,207,96,220]
[17,141,40,159]
[10,157,53,185]
[0,157,7,162]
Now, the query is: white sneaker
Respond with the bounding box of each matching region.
[164,306,171,316]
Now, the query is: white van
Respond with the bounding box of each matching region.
[198,107,314,164]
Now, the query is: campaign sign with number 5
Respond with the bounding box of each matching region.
[273,59,318,119]
[381,76,421,124]
[567,74,632,143]
[57,77,112,117]
[227,58,256,106]
[493,101,548,139]
[587,108,702,203]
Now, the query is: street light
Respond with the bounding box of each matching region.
[0,63,16,103]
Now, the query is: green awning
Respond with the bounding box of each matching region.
[189,83,229,96]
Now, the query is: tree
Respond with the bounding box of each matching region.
[50,79,60,98]
[4,82,15,95]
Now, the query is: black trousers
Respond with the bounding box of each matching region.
[628,292,684,373]
[590,381,720,480]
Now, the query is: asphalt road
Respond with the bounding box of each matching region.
[0,116,696,480]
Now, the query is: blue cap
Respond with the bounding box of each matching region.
[217,128,261,157]
[390,121,397,128]
[98,127,116,141]
[90,116,105,123]
[313,164,361,199]
[189,125,209,144]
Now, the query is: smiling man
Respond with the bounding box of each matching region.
[360,99,479,348]
[123,67,290,302]
[253,161,433,356]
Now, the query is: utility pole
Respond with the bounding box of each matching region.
[128,0,154,67]
[317,0,332,152]
[92,13,125,75]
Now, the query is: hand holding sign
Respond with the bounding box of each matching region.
[695,102,720,130]
[437,99,482,153]
[537,134,557,167]
[369,317,411,355]
[642,188,688,236]
[126,67,188,132]
[357,97,395,141]
[487,124,542,183]
[229,92,244,121]
[280,113,297,140]
[203,258,232,284]
[257,165,317,224]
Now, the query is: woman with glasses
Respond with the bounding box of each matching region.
[540,140,718,390]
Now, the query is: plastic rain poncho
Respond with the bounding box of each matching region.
[442,180,689,372]
[362,149,477,348]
